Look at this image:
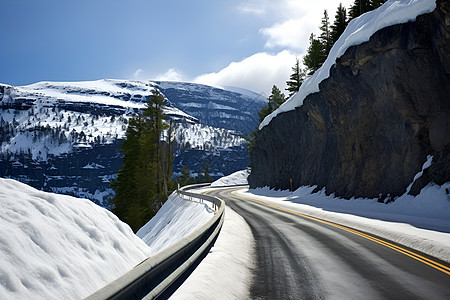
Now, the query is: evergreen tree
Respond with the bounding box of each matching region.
[110,116,150,230]
[250,85,286,153]
[256,85,286,124]
[258,106,270,123]
[331,3,348,44]
[199,163,212,183]
[161,119,175,196]
[349,0,372,19]
[371,0,387,9]
[303,33,326,75]
[143,89,169,206]
[268,85,286,111]
[111,89,174,232]
[178,165,192,186]
[319,10,332,56]
[286,58,305,98]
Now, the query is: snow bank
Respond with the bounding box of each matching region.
[237,182,450,262]
[137,192,215,255]
[260,0,437,129]
[211,169,249,187]
[0,178,152,300]
[170,206,254,300]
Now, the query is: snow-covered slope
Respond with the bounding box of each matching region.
[137,192,215,256]
[170,204,254,300]
[260,0,437,129]
[0,178,152,300]
[0,178,221,299]
[211,169,249,187]
[0,79,262,205]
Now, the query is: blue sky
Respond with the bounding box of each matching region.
[0,0,353,95]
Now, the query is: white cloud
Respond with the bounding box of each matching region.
[260,17,317,51]
[194,50,300,96]
[193,0,356,97]
[259,0,354,50]
[237,3,266,15]
[133,68,144,79]
[155,68,184,82]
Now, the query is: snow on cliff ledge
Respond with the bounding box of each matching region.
[0,178,152,300]
[260,0,437,129]
[211,169,249,187]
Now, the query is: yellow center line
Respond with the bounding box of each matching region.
[229,191,450,276]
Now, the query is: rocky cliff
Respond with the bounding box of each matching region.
[249,0,450,199]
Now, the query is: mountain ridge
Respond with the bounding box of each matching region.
[0,79,266,205]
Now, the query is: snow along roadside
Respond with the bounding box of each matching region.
[235,183,450,264]
[0,178,153,300]
[137,192,215,256]
[170,204,254,300]
[210,169,249,187]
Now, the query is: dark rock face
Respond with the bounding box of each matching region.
[0,141,123,207]
[249,2,450,199]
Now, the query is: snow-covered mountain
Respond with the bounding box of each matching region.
[0,79,266,206]
[156,81,265,136]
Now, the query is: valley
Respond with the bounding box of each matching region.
[0,80,266,205]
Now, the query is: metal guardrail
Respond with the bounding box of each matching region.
[85,183,224,300]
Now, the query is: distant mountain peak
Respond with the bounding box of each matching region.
[0,79,266,205]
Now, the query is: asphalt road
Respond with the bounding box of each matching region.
[206,188,450,300]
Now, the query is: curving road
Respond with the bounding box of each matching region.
[206,187,450,300]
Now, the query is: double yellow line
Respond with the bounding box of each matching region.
[230,192,450,276]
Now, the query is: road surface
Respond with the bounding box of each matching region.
[206,187,450,299]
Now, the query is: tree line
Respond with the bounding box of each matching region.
[303,0,387,77]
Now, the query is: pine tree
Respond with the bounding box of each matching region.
[267,85,286,112]
[200,163,212,183]
[111,89,174,232]
[258,106,270,123]
[143,89,169,206]
[286,58,305,98]
[303,33,326,75]
[349,0,372,20]
[161,119,175,196]
[250,85,286,154]
[179,165,192,186]
[331,3,348,44]
[256,85,286,123]
[371,0,387,9]
[319,10,332,56]
[110,115,150,230]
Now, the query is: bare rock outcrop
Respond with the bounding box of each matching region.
[249,0,450,199]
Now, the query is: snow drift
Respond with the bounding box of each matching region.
[137,192,215,256]
[211,169,249,187]
[0,178,152,299]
